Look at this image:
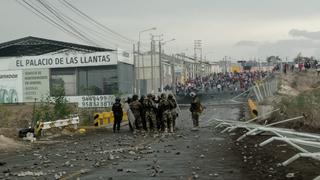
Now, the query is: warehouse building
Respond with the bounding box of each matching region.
[0,36,133,107]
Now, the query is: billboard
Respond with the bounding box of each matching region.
[23,69,50,102]
[0,70,23,103]
[0,51,118,70]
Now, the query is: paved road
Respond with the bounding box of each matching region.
[0,101,248,180]
[82,106,246,180]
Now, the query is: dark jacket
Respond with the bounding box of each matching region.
[112,102,123,117]
[190,96,201,113]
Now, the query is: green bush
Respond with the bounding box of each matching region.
[52,87,72,120]
[34,87,74,124]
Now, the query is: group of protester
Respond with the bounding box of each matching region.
[176,71,269,95]
[279,60,320,75]
[112,93,179,134]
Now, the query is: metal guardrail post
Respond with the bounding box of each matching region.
[252,86,261,102]
[267,81,272,96]
[256,84,264,102]
[261,83,266,97]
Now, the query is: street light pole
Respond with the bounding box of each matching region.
[159,41,162,92]
[137,27,156,95]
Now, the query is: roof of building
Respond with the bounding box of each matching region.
[0,36,114,57]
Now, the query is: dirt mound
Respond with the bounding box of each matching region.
[0,104,33,128]
[276,71,320,130]
[281,71,319,93]
[0,135,24,151]
[0,128,19,139]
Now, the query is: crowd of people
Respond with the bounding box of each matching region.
[112,93,179,134]
[176,71,269,95]
[112,70,273,133]
[279,60,320,75]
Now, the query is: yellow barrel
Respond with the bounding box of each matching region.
[248,98,258,117]
[93,110,128,127]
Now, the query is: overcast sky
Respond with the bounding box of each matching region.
[1,0,320,61]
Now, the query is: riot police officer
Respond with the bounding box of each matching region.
[168,94,178,132]
[129,95,143,130]
[158,93,172,133]
[112,97,123,133]
[143,94,157,132]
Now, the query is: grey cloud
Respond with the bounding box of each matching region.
[257,39,320,58]
[289,29,320,40]
[235,40,260,47]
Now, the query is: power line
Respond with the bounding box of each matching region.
[38,0,117,49]
[35,0,100,47]
[58,0,133,47]
[59,0,134,43]
[16,0,141,53]
[44,0,134,49]
[17,0,94,45]
[39,0,134,50]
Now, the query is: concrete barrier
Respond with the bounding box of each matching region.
[35,116,80,136]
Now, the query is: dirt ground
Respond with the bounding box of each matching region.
[229,130,320,180]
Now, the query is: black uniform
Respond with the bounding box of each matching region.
[139,96,147,130]
[112,100,123,133]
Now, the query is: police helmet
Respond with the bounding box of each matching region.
[132,94,139,101]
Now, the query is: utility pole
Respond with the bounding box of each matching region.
[280,57,283,74]
[171,54,176,94]
[133,43,136,94]
[194,40,202,78]
[137,41,141,96]
[159,41,162,92]
[150,36,155,93]
[150,34,163,93]
[224,56,227,73]
[137,27,156,95]
[194,40,202,61]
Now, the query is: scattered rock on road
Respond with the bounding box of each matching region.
[286,173,295,178]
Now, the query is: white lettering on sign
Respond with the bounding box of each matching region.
[0,51,117,70]
[66,95,116,108]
